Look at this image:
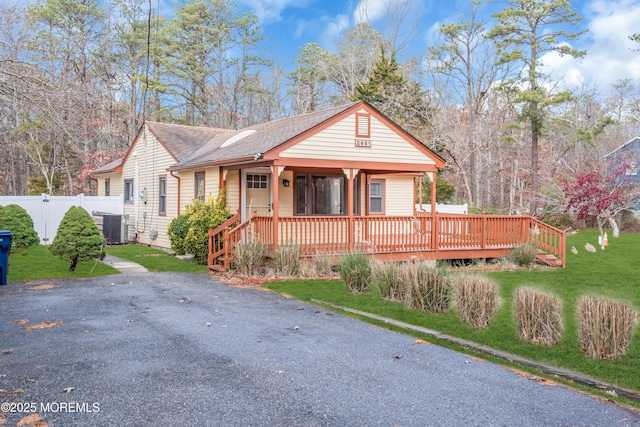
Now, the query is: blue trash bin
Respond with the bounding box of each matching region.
[0,230,12,286]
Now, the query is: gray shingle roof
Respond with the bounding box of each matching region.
[91,158,123,175]
[146,121,231,161]
[173,102,358,169]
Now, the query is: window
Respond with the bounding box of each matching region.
[368,180,385,214]
[159,176,167,215]
[356,112,371,138]
[124,179,134,203]
[295,174,346,215]
[104,179,110,196]
[246,174,268,189]
[194,172,205,201]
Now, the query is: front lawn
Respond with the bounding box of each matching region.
[6,245,119,281]
[264,230,640,403]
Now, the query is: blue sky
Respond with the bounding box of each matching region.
[178,0,640,93]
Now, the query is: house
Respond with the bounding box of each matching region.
[92,101,566,268]
[605,136,640,210]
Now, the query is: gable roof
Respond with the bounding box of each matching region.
[91,101,446,177]
[606,136,640,158]
[171,101,446,170]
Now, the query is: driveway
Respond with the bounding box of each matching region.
[1,273,639,426]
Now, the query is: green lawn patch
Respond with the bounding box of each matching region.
[7,245,119,281]
[264,230,640,403]
[105,244,208,273]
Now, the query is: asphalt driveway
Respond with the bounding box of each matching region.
[1,273,639,426]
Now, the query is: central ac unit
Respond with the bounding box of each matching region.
[103,214,129,244]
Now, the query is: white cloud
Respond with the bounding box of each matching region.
[319,14,351,49]
[239,0,312,24]
[578,0,640,89]
[353,0,388,24]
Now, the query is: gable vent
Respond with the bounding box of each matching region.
[356,113,370,138]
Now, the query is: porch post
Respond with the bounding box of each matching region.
[271,166,281,249]
[430,171,436,214]
[345,168,354,251]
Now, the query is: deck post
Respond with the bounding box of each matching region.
[431,213,438,252]
[481,213,487,249]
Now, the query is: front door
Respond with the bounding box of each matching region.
[244,172,271,219]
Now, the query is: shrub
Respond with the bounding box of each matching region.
[167,214,189,255]
[540,213,574,230]
[513,287,563,345]
[455,274,501,329]
[273,243,300,276]
[50,206,105,271]
[371,260,404,302]
[168,192,230,264]
[0,204,40,247]
[619,210,640,233]
[338,251,371,294]
[402,262,451,313]
[510,243,538,267]
[577,295,639,360]
[233,238,268,276]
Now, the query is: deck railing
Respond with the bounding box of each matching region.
[208,213,566,269]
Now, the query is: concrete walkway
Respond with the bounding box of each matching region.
[101,254,148,274]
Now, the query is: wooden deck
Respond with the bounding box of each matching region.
[208,213,566,271]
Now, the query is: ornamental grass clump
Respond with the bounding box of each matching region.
[577,295,639,360]
[233,238,268,276]
[513,287,564,345]
[338,251,371,294]
[371,260,404,302]
[273,243,300,277]
[50,206,105,271]
[510,243,538,267]
[455,274,501,329]
[402,262,450,313]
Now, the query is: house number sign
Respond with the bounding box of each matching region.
[355,139,372,147]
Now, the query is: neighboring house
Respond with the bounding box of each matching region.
[91,101,566,268]
[605,136,640,210]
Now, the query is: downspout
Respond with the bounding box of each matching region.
[170,170,181,216]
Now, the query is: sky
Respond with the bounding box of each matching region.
[174,0,640,95]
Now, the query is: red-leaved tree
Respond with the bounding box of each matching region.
[563,160,640,238]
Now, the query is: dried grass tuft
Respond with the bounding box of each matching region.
[577,295,639,359]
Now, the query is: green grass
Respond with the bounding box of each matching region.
[105,244,208,273]
[264,230,640,403]
[6,245,120,281]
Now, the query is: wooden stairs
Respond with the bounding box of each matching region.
[536,249,563,267]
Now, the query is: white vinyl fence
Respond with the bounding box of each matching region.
[0,194,123,245]
[415,203,468,214]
